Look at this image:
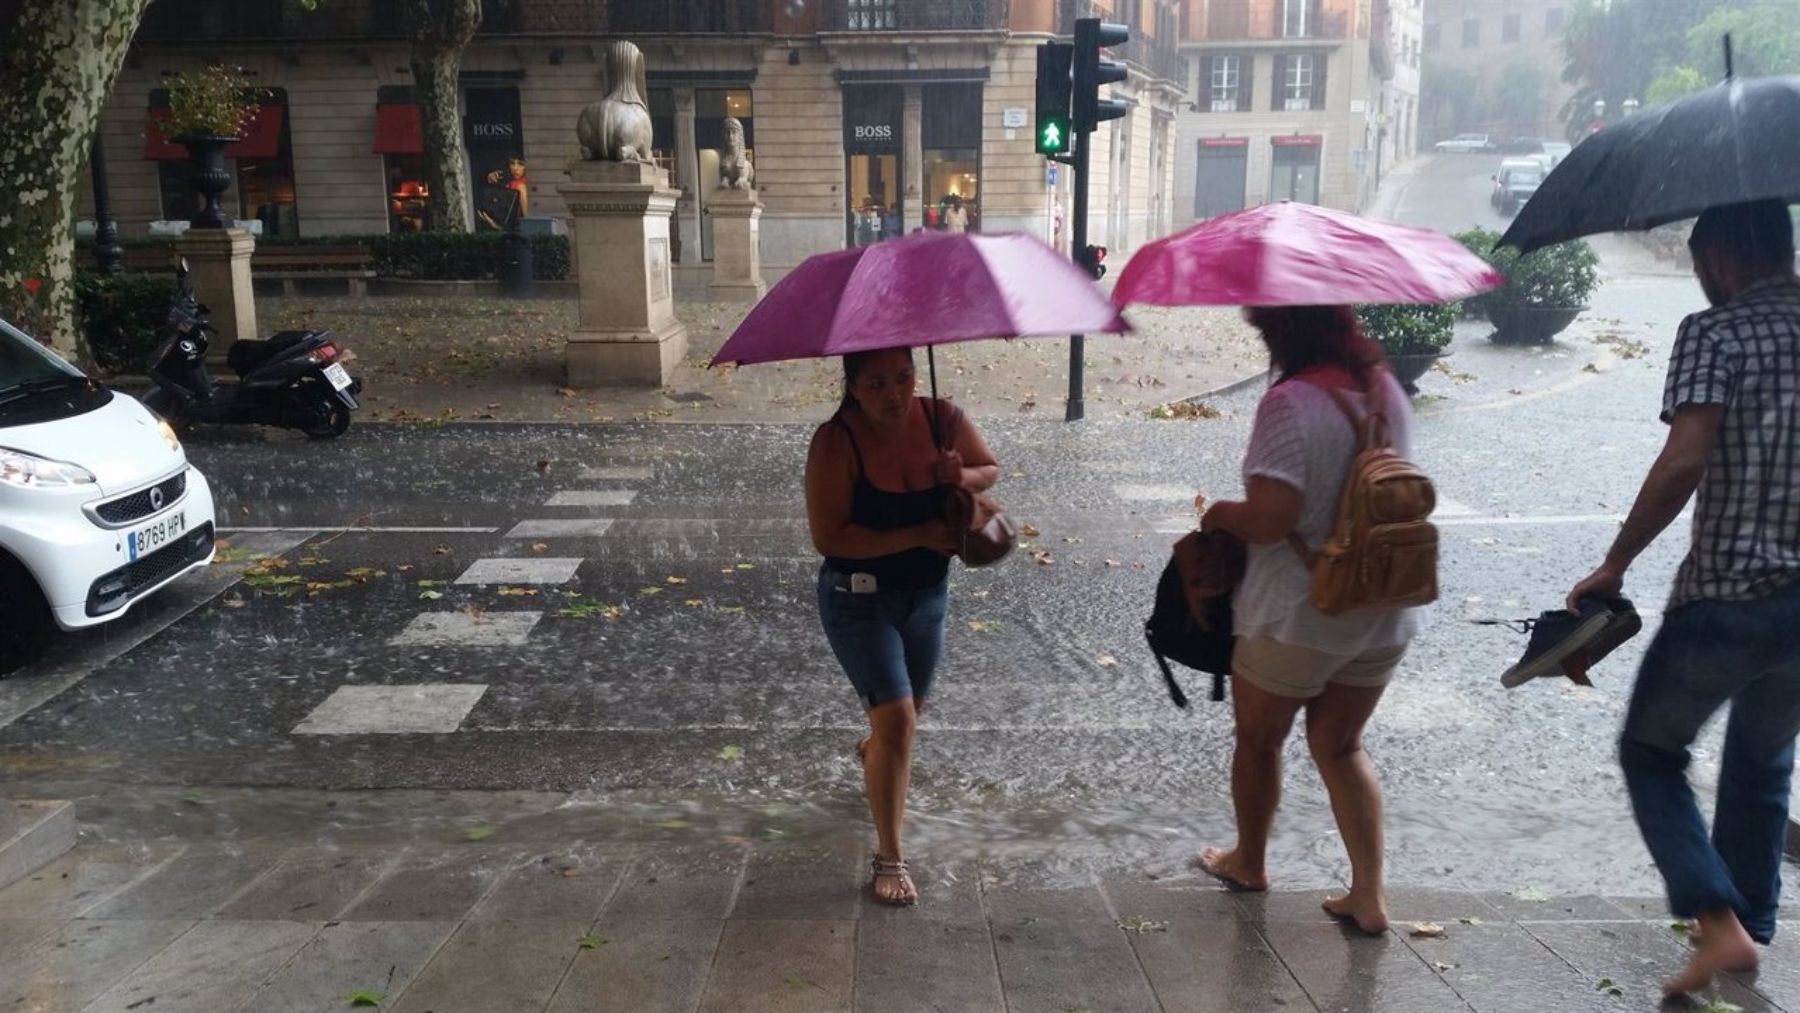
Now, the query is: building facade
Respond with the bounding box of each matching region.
[84,0,1187,282]
[1169,0,1419,226]
[1421,0,1576,145]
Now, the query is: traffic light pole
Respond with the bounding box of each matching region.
[1065,128,1090,422]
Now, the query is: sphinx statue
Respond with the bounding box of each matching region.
[576,41,654,163]
[718,116,755,190]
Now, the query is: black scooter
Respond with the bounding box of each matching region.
[143,260,363,439]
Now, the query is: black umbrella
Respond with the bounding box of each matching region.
[1499,74,1800,254]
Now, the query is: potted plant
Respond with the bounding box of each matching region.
[162,66,259,229]
[1454,226,1599,344]
[1357,302,1456,395]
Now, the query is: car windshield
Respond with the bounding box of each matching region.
[0,318,84,390]
[1510,170,1545,185]
[0,317,106,426]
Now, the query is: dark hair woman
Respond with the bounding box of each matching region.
[1195,305,1423,935]
[803,347,999,905]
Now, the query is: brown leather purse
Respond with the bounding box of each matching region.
[931,400,1017,568]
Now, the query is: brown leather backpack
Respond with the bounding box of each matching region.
[1289,377,1438,616]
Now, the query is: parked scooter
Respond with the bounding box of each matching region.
[143,260,363,439]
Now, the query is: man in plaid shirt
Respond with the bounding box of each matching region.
[1569,199,1800,997]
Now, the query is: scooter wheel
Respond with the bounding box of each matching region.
[300,396,351,440]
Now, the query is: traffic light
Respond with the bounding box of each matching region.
[1072,18,1129,133]
[1035,41,1072,155]
[1077,244,1107,279]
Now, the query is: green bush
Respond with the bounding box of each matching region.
[1357,302,1457,356]
[74,272,178,374]
[1453,226,1599,312]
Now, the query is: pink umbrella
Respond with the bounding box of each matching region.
[1112,201,1505,307]
[711,231,1126,394]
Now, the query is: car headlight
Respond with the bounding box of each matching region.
[0,447,98,488]
[156,418,182,453]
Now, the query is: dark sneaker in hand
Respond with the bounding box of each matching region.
[1500,596,1641,689]
[1561,595,1641,685]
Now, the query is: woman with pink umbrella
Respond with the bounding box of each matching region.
[1115,201,1503,933]
[714,230,1124,906]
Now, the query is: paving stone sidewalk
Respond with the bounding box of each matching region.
[3,832,1791,1012]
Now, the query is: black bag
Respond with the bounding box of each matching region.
[1144,531,1242,708]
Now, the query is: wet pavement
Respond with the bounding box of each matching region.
[2,156,1792,1010]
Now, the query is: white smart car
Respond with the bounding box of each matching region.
[1434,133,1497,154]
[1,317,216,674]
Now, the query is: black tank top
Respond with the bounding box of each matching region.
[823,403,951,591]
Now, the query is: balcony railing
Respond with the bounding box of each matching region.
[822,0,1009,32]
[606,0,769,34]
[136,0,770,41]
[1056,0,1188,83]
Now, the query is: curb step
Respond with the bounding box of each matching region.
[0,800,76,891]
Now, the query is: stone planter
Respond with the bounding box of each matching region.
[1386,349,1445,395]
[175,134,238,229]
[1487,304,1586,345]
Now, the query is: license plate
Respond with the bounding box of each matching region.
[323,363,353,391]
[128,509,186,561]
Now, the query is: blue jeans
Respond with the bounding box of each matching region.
[1620,578,1800,943]
[817,566,949,709]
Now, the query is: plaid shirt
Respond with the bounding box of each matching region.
[1663,274,1800,607]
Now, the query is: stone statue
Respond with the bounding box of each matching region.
[577,41,653,163]
[718,116,755,190]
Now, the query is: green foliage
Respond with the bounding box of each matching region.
[1558,0,1734,138]
[1422,56,1481,132]
[1686,3,1800,77]
[78,233,572,281]
[73,272,177,374]
[1453,227,1600,309]
[1492,58,1549,131]
[1645,65,1709,104]
[1356,303,1457,356]
[164,65,260,139]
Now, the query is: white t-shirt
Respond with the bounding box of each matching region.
[1232,371,1427,655]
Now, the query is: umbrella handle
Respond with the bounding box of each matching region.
[926,345,943,448]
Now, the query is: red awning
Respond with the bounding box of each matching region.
[373,103,424,156]
[143,105,286,161]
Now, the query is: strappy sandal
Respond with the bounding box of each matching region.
[870,854,918,906]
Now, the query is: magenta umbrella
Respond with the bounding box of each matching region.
[711,230,1126,397]
[1112,201,1505,307]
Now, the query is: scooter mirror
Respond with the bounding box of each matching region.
[177,257,190,277]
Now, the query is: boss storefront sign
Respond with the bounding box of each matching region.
[843,85,903,153]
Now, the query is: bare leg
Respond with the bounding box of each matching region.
[1307,681,1390,935]
[865,698,919,904]
[1666,906,1759,997]
[1202,673,1304,892]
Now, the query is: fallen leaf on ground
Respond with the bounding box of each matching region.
[530,542,550,554]
[967,620,999,632]
[496,586,540,597]
[461,826,495,842]
[419,589,444,600]
[657,819,691,830]
[1097,655,1118,668]
[717,745,744,761]
[432,545,451,556]
[1595,976,1623,997]
[1512,886,1549,902]
[1019,523,1042,538]
[665,576,688,585]
[1408,922,1446,938]
[346,990,385,1007]
[1433,961,1457,972]
[578,934,607,949]
[1116,916,1169,934]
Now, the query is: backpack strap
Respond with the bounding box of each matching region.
[1284,369,1395,566]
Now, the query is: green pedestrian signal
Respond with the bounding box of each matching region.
[1035,41,1072,156]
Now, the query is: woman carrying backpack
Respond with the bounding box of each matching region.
[804,347,1000,906]
[1195,305,1427,935]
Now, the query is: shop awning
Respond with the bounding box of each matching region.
[373,103,424,156]
[143,105,286,161]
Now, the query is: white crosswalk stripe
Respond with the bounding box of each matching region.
[454,558,583,585]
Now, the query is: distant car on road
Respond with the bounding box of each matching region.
[1538,141,1573,168]
[0,316,217,674]
[1491,158,1548,216]
[1435,133,1498,154]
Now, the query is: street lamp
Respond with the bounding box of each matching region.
[89,135,124,276]
[1623,97,1640,117]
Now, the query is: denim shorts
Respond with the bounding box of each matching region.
[817,566,950,709]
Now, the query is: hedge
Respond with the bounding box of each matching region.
[74,271,178,374]
[81,232,572,281]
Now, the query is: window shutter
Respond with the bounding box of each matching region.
[1312,52,1328,110]
[1238,54,1253,110]
[1271,54,1286,111]
[1199,54,1214,104]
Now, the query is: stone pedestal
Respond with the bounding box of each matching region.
[174,228,257,365]
[707,187,766,303]
[558,161,689,387]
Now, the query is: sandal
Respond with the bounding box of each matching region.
[870,854,918,906]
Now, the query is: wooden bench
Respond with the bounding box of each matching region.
[251,245,376,297]
[93,244,377,297]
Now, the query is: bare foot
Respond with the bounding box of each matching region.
[870,854,918,906]
[1198,847,1270,892]
[1322,893,1390,935]
[1664,913,1758,998]
[856,736,870,764]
